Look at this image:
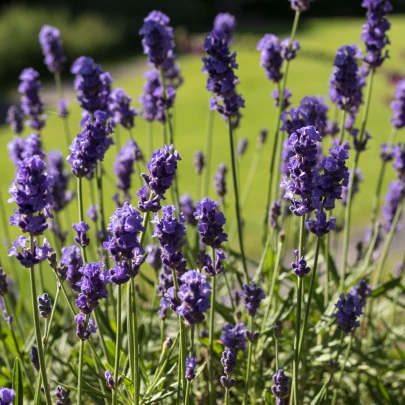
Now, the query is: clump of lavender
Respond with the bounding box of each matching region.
[139,10,174,68]
[152,205,187,275]
[237,137,248,157]
[221,323,247,352]
[272,88,292,111]
[137,144,181,212]
[185,356,197,381]
[291,251,310,278]
[55,385,71,405]
[213,163,227,205]
[18,68,46,130]
[390,80,405,129]
[9,155,53,235]
[140,70,176,123]
[329,45,364,114]
[48,150,73,212]
[257,34,283,83]
[166,270,212,325]
[241,282,265,317]
[71,56,111,113]
[342,169,364,206]
[281,125,321,216]
[6,105,24,134]
[202,29,245,125]
[194,198,228,248]
[103,203,145,282]
[114,140,139,203]
[271,369,289,404]
[350,128,372,152]
[58,99,69,118]
[109,88,138,130]
[179,193,197,226]
[333,279,371,333]
[193,151,205,175]
[67,110,114,178]
[213,13,236,43]
[37,293,52,318]
[8,133,45,167]
[39,25,66,73]
[60,245,83,291]
[361,0,392,68]
[382,181,404,232]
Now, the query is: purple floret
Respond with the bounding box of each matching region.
[60,245,83,291]
[257,34,283,83]
[390,80,405,129]
[382,181,404,232]
[221,322,247,352]
[109,88,138,129]
[241,282,265,317]
[39,25,66,73]
[213,13,236,43]
[6,105,24,134]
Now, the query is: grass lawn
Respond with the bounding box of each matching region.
[1,16,405,266]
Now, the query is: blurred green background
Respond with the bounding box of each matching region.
[1,1,405,266]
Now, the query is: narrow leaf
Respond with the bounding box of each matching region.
[12,358,23,405]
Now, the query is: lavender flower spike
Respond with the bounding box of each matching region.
[213,13,236,43]
[271,369,289,404]
[6,105,24,134]
[241,282,265,317]
[193,151,205,175]
[382,181,404,232]
[213,163,227,205]
[37,293,52,318]
[114,140,138,201]
[55,385,71,405]
[185,356,197,381]
[39,25,66,73]
[257,34,283,83]
[109,88,138,130]
[391,80,405,129]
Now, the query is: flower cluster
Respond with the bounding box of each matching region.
[139,10,174,68]
[390,80,405,129]
[0,268,8,297]
[37,293,52,318]
[71,56,111,113]
[75,262,109,314]
[6,105,24,134]
[109,88,138,129]
[199,249,227,277]
[8,236,51,268]
[257,34,284,83]
[202,29,245,124]
[241,282,265,317]
[30,346,39,372]
[152,205,187,275]
[213,163,227,205]
[382,181,404,232]
[55,385,71,405]
[9,155,54,235]
[194,198,228,248]
[271,369,289,405]
[291,251,310,278]
[271,88,292,111]
[146,244,162,271]
[104,203,145,282]
[60,245,83,291]
[179,194,197,226]
[8,133,45,167]
[67,110,114,178]
[221,323,247,352]
[185,356,197,381]
[193,151,205,175]
[162,50,184,89]
[157,265,173,320]
[73,222,90,247]
[48,150,74,212]
[213,13,236,43]
[237,137,248,157]
[329,45,364,114]
[361,0,392,67]
[393,143,405,182]
[281,38,300,61]
[220,349,237,389]
[166,270,211,325]
[281,126,321,216]
[39,25,66,73]
[269,200,282,229]
[74,313,97,340]
[18,68,46,130]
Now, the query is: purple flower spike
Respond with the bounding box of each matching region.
[257,34,283,83]
[269,201,282,229]
[382,181,404,232]
[60,245,83,291]
[18,68,46,130]
[237,137,248,157]
[0,268,9,297]
[194,198,228,248]
[73,222,90,247]
[259,128,268,146]
[67,110,114,178]
[213,13,236,43]
[200,249,227,277]
[185,356,197,381]
[271,369,289,403]
[329,45,365,114]
[162,50,184,89]
[74,313,98,340]
[6,105,24,134]
[221,349,237,376]
[221,323,247,352]
[71,56,111,113]
[179,193,197,226]
[109,88,138,130]
[361,0,392,68]
[291,250,310,278]
[8,236,52,268]
[271,88,292,112]
[306,211,336,237]
[241,282,265,317]
[39,25,66,73]
[333,293,362,334]
[390,80,405,129]
[8,133,45,167]
[281,38,300,61]
[37,293,52,318]
[145,245,162,271]
[139,10,174,68]
[166,270,212,325]
[213,163,227,205]
[55,385,70,405]
[58,99,69,117]
[193,151,205,175]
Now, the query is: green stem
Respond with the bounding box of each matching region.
[132,278,140,405]
[147,122,154,158]
[292,215,306,405]
[331,334,353,405]
[208,261,217,405]
[298,236,321,359]
[127,281,135,400]
[339,110,347,143]
[113,285,122,405]
[340,68,375,291]
[225,388,230,405]
[203,105,215,198]
[29,235,52,405]
[242,144,262,208]
[43,284,61,347]
[77,177,88,263]
[243,316,254,405]
[54,72,71,148]
[275,335,279,371]
[228,119,249,282]
[115,125,122,152]
[77,336,86,405]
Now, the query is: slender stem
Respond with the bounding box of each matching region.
[203,105,215,198]
[225,388,230,405]
[331,334,353,405]
[113,285,122,405]
[77,177,88,263]
[77,336,86,405]
[228,119,249,282]
[243,316,254,405]
[208,256,217,405]
[132,278,140,405]
[147,122,154,158]
[115,125,122,152]
[127,281,135,400]
[275,334,279,371]
[44,284,61,347]
[292,215,305,405]
[185,380,191,405]
[29,235,52,405]
[341,68,375,291]
[96,163,108,244]
[241,144,262,208]
[298,236,321,359]
[54,72,71,148]
[339,110,347,143]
